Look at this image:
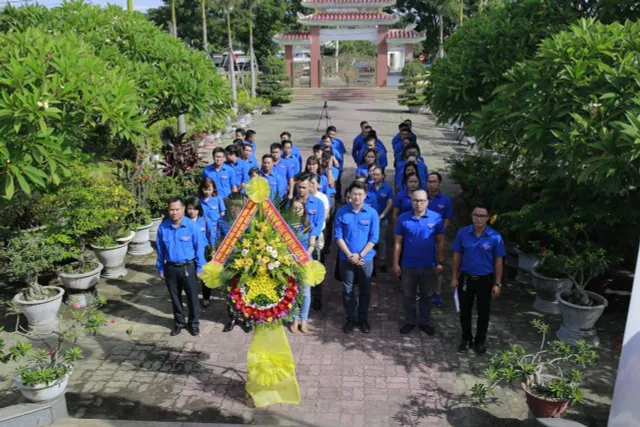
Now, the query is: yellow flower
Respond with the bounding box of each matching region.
[490,214,498,225]
[246,176,271,203]
[262,256,270,264]
[202,261,224,289]
[258,265,267,275]
[243,240,252,248]
[267,317,273,322]
[234,259,245,269]
[245,258,254,267]
[303,260,326,287]
[244,273,280,303]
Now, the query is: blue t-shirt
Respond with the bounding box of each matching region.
[156,217,206,275]
[395,210,445,268]
[202,164,238,199]
[427,192,453,222]
[393,190,413,216]
[334,203,380,262]
[452,225,507,276]
[369,182,394,216]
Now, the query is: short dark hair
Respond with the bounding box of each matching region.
[321,148,333,161]
[232,138,245,145]
[371,166,385,176]
[185,196,204,217]
[321,134,331,141]
[360,121,368,127]
[326,126,337,132]
[235,128,246,136]
[280,131,291,139]
[428,172,442,182]
[295,172,311,183]
[399,123,409,130]
[313,144,323,152]
[168,196,184,206]
[270,142,283,151]
[212,147,225,156]
[199,177,218,197]
[404,119,412,125]
[472,202,490,214]
[246,129,256,138]
[281,139,293,148]
[366,135,377,143]
[400,127,411,134]
[262,154,274,162]
[309,173,321,184]
[225,145,239,156]
[248,167,261,177]
[368,129,377,139]
[347,181,367,193]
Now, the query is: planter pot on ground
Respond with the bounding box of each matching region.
[148,216,164,242]
[556,290,608,347]
[128,223,154,256]
[65,288,96,309]
[407,105,423,114]
[267,105,284,114]
[521,383,569,418]
[115,230,135,244]
[56,263,103,291]
[531,270,571,315]
[515,246,538,286]
[15,372,70,402]
[13,286,65,334]
[504,241,519,269]
[91,242,129,279]
[202,134,215,149]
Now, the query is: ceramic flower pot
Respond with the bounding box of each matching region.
[128,223,154,256]
[556,290,608,347]
[91,242,129,279]
[515,246,538,286]
[531,270,571,315]
[521,382,570,418]
[56,262,103,291]
[115,230,136,244]
[268,105,284,114]
[408,105,423,114]
[13,286,65,333]
[148,216,164,242]
[15,370,71,402]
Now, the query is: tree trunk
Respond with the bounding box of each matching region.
[438,11,445,59]
[171,0,187,134]
[227,8,238,111]
[249,21,257,98]
[128,0,134,13]
[460,0,464,24]
[201,0,208,53]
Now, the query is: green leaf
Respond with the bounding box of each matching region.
[4,174,15,199]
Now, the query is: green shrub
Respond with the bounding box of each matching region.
[398,62,428,106]
[257,55,292,107]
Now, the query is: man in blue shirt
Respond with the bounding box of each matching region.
[427,172,453,307]
[240,142,258,170]
[281,140,301,178]
[334,181,380,334]
[156,197,207,337]
[352,121,370,161]
[452,203,506,354]
[260,154,287,201]
[393,189,445,336]
[356,134,388,169]
[392,125,416,167]
[326,126,346,197]
[202,147,238,199]
[225,145,249,191]
[270,142,295,200]
[244,129,258,164]
[280,131,304,171]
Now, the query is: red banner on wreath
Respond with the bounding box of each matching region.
[212,199,258,264]
[262,199,311,265]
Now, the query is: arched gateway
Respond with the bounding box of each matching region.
[273,0,425,88]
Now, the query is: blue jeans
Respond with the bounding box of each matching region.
[294,284,311,321]
[402,267,436,326]
[339,260,374,321]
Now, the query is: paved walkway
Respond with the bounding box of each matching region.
[0,101,622,426]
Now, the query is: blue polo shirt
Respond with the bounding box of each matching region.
[322,168,338,198]
[356,141,388,169]
[355,164,371,179]
[392,133,417,161]
[364,189,378,212]
[245,140,257,163]
[225,158,249,186]
[352,134,367,160]
[296,223,310,251]
[395,161,428,191]
[193,215,216,247]
[261,170,287,199]
[202,164,238,199]
[428,192,453,222]
[395,210,444,268]
[200,196,226,226]
[304,194,325,238]
[333,138,346,157]
[291,145,304,171]
[156,217,206,275]
[453,225,506,276]
[318,174,330,196]
[216,215,232,242]
[334,203,380,262]
[369,182,394,216]
[273,159,294,183]
[281,155,301,177]
[393,190,413,216]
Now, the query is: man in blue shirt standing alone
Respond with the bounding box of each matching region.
[452,203,506,354]
[156,197,207,337]
[334,181,380,334]
[393,189,446,336]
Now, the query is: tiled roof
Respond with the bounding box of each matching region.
[301,0,395,5]
[301,12,397,21]
[273,32,311,41]
[386,29,427,40]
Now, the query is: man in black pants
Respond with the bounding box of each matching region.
[156,197,207,337]
[451,203,505,354]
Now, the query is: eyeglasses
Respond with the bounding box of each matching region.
[472,214,489,219]
[411,199,427,204]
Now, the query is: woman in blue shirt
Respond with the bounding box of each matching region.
[305,157,330,196]
[199,178,226,230]
[185,196,216,308]
[290,199,312,334]
[355,148,377,179]
[393,173,422,223]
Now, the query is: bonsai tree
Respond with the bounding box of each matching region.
[398,61,428,107]
[1,297,110,389]
[0,230,74,301]
[257,55,292,107]
[471,320,598,407]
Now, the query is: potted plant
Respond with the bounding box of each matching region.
[147,174,180,242]
[531,257,572,315]
[398,61,427,114]
[257,55,292,114]
[0,230,74,334]
[1,297,110,402]
[470,320,598,418]
[540,224,610,346]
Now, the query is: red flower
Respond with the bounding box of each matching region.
[541,246,547,254]
[109,319,115,324]
[47,348,55,356]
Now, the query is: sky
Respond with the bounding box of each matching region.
[2,0,164,12]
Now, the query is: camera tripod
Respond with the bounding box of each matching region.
[316,101,332,131]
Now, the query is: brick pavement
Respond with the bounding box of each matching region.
[0,101,622,426]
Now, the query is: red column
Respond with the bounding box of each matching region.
[284,45,293,86]
[405,43,414,62]
[310,26,321,88]
[377,25,388,88]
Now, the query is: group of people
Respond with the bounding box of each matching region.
[155,120,506,354]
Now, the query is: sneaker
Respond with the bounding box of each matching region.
[432,293,443,308]
[399,324,415,334]
[379,264,388,273]
[343,320,355,334]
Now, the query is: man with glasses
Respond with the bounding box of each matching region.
[335,181,380,334]
[427,172,453,307]
[452,203,505,354]
[392,189,446,335]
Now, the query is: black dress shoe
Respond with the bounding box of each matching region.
[170,326,183,336]
[189,326,200,336]
[358,319,371,333]
[419,325,435,336]
[399,324,415,334]
[240,319,253,333]
[222,319,236,333]
[312,299,322,311]
[379,264,388,273]
[343,320,355,334]
[458,340,472,353]
[474,342,487,355]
